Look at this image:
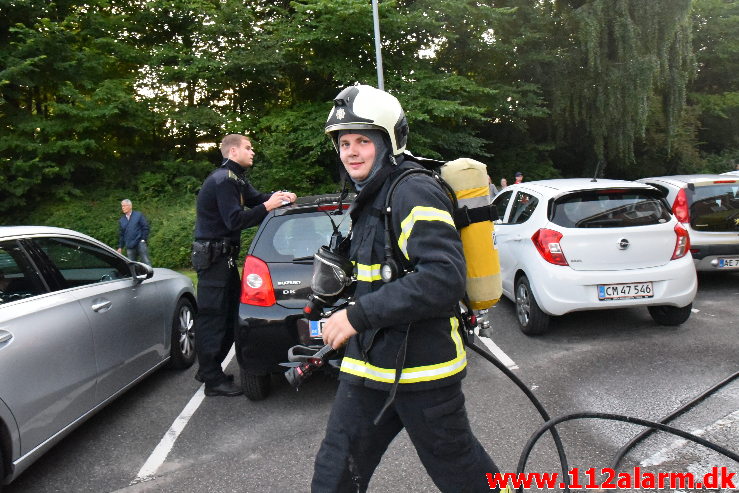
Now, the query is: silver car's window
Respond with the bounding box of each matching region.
[253,212,351,261]
[0,241,47,304]
[688,184,739,232]
[551,190,671,228]
[33,237,131,289]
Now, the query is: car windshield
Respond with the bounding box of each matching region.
[252,211,351,261]
[551,189,672,228]
[688,183,739,232]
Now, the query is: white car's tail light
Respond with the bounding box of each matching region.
[672,188,690,223]
[241,255,276,306]
[532,228,568,266]
[671,223,691,260]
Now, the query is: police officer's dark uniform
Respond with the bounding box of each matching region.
[312,85,500,492]
[192,157,271,395]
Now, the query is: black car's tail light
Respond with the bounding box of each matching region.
[241,255,276,306]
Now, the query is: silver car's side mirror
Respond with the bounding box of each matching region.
[130,262,154,284]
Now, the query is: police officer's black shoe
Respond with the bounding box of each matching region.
[204,380,243,397]
[195,372,234,383]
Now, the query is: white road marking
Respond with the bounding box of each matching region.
[640,408,739,467]
[477,335,519,370]
[130,345,236,484]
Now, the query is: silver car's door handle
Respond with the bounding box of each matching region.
[91,300,112,312]
[0,330,12,344]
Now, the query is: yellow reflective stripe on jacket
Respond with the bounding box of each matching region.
[356,263,382,282]
[340,317,466,383]
[397,206,455,259]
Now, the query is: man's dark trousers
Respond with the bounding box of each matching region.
[194,254,240,384]
[126,241,152,266]
[312,381,500,493]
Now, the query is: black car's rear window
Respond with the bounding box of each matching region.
[550,189,671,228]
[251,211,352,261]
[688,183,739,232]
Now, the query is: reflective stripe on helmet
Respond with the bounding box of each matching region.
[397,206,455,259]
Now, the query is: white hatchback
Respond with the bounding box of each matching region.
[491,179,697,335]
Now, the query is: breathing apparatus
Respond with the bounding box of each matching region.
[302,193,355,322]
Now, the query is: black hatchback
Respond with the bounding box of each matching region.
[236,194,353,400]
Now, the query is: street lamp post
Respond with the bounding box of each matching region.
[371,0,384,90]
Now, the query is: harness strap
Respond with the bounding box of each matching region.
[372,322,411,426]
[453,203,499,229]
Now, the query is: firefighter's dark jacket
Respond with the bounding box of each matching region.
[342,157,468,392]
[194,159,271,245]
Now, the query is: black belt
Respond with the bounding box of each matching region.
[194,239,239,257]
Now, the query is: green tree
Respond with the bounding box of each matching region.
[0,1,154,212]
[689,0,739,166]
[549,0,695,176]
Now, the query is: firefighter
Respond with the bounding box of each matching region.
[312,85,500,492]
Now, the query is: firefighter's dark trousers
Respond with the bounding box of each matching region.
[194,255,239,385]
[312,380,500,492]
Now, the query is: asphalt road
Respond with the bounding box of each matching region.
[5,271,738,492]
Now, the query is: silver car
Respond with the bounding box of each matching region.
[0,226,196,488]
[637,175,739,271]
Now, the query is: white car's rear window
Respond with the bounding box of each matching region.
[551,190,672,228]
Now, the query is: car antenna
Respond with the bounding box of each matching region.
[591,160,603,182]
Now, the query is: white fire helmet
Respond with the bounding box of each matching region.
[325,84,409,156]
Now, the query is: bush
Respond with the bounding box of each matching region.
[15,187,198,269]
[8,183,273,270]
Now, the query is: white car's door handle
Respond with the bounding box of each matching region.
[0,330,12,344]
[91,300,112,312]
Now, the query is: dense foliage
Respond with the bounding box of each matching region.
[2,0,737,267]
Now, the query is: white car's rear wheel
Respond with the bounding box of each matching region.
[515,275,550,335]
[648,303,692,326]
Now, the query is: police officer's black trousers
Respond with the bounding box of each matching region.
[312,380,500,493]
[194,255,240,385]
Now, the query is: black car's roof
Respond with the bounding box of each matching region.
[271,193,355,217]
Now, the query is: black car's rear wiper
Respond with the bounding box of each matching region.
[293,255,315,262]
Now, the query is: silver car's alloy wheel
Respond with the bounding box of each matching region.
[169,298,196,369]
[178,303,195,359]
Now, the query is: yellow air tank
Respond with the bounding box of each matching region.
[440,158,502,310]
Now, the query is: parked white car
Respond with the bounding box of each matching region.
[636,175,739,271]
[491,179,697,335]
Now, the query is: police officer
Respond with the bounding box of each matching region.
[192,134,295,397]
[312,85,500,491]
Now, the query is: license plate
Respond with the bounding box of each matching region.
[309,320,325,338]
[598,282,653,300]
[718,257,739,269]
